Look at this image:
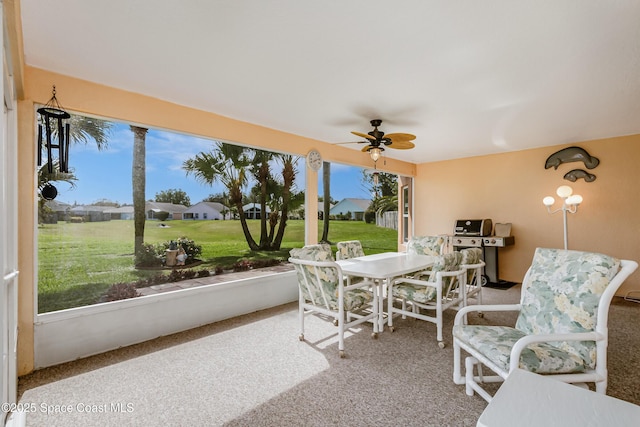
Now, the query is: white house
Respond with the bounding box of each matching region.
[183,202,229,220]
[243,203,270,220]
[145,202,188,220]
[329,198,371,221]
[104,205,134,220]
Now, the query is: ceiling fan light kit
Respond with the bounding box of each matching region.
[348,119,416,163]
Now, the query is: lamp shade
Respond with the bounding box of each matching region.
[566,194,583,205]
[556,185,573,198]
[543,196,555,206]
[369,147,382,162]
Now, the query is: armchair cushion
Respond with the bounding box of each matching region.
[453,325,587,374]
[407,235,446,256]
[336,240,365,260]
[289,245,372,312]
[392,251,463,302]
[515,248,620,370]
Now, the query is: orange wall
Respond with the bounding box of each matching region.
[413,135,640,293]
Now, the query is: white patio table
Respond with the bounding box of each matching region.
[336,252,435,331]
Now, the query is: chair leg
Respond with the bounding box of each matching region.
[298,298,305,341]
[337,314,345,358]
[453,340,465,385]
[465,357,476,396]
[436,306,445,348]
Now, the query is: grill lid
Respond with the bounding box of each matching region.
[454,219,492,236]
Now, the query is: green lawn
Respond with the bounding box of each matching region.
[38,219,397,313]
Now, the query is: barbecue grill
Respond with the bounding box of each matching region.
[451,219,515,284]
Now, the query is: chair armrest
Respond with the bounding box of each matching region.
[391,277,438,287]
[454,303,521,325]
[509,331,603,372]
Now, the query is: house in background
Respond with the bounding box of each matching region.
[145,202,188,220]
[183,202,229,220]
[69,205,112,222]
[243,203,270,220]
[104,205,134,220]
[329,198,371,221]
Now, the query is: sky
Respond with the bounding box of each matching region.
[51,121,375,206]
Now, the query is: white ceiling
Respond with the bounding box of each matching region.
[20,1,640,164]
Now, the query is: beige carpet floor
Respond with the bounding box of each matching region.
[17,285,640,426]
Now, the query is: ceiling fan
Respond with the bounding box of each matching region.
[348,119,416,162]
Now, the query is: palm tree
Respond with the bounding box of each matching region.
[320,161,331,243]
[184,142,259,249]
[131,126,148,258]
[271,154,297,249]
[250,149,273,248]
[183,143,298,251]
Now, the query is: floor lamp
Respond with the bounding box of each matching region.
[542,185,583,251]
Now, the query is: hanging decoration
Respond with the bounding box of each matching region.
[37,85,71,173]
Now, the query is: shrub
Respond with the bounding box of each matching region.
[102,282,140,302]
[155,211,170,221]
[135,243,163,267]
[160,236,202,263]
[364,210,376,224]
[233,259,252,272]
[197,269,211,278]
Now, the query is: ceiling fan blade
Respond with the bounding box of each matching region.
[351,131,376,141]
[361,145,373,152]
[388,140,415,150]
[333,141,364,145]
[385,132,416,142]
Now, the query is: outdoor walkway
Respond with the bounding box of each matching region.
[136,263,295,296]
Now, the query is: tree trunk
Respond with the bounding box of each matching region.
[131,126,147,259]
[273,158,295,249]
[257,160,270,249]
[229,182,259,250]
[321,161,331,243]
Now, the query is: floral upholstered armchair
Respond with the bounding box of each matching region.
[460,247,485,308]
[388,251,466,348]
[289,244,378,358]
[335,240,365,260]
[407,235,447,257]
[405,235,448,280]
[452,248,638,402]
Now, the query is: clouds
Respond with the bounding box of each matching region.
[55,120,371,206]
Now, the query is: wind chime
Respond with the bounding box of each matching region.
[38,85,71,200]
[38,85,71,173]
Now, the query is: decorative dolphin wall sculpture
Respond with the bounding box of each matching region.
[545,146,600,170]
[564,169,596,182]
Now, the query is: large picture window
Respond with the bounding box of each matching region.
[36,114,307,313]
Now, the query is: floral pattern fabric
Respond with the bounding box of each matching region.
[406,235,446,256]
[392,251,463,303]
[289,245,372,312]
[460,247,483,284]
[453,247,621,374]
[336,240,365,260]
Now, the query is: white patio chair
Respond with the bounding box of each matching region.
[452,247,638,402]
[289,244,378,358]
[405,235,448,280]
[388,251,466,348]
[460,247,485,309]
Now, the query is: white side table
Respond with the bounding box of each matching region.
[477,369,640,427]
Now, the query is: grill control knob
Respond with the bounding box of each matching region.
[471,240,476,245]
[456,239,462,244]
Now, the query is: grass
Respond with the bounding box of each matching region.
[38,219,397,313]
